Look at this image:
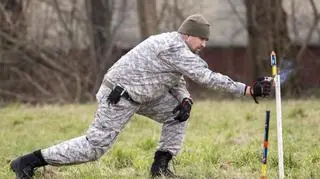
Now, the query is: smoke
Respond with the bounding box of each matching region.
[279,59,294,85]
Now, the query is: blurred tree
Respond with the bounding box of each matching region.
[292,0,320,95]
[87,0,127,95]
[171,0,184,29]
[0,0,82,103]
[245,0,294,95]
[0,0,25,50]
[89,0,111,60]
[245,0,292,77]
[0,0,27,102]
[244,0,319,96]
[87,0,112,94]
[136,0,158,40]
[0,0,129,104]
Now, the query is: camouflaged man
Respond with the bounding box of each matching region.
[11,14,272,178]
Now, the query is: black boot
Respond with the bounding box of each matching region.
[150,150,176,178]
[10,150,48,179]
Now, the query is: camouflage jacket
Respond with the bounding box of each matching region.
[103,32,246,103]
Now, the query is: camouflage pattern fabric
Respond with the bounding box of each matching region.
[105,31,246,104]
[41,31,246,165]
[42,84,185,165]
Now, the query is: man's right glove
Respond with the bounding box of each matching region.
[250,77,273,104]
[172,98,193,122]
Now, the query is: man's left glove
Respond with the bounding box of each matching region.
[250,77,273,104]
[172,98,193,122]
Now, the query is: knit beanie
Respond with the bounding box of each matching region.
[178,14,210,40]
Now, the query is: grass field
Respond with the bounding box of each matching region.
[0,99,319,178]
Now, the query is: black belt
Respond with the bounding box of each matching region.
[104,81,139,104]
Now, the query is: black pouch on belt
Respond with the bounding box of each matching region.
[107,85,125,104]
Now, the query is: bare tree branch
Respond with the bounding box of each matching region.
[54,71,71,98]
[52,0,73,43]
[10,67,52,96]
[0,89,37,103]
[227,0,246,29]
[296,0,320,61]
[156,1,168,25]
[291,0,299,43]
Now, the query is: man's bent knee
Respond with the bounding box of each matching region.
[86,128,119,160]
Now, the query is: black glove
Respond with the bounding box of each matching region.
[250,77,273,104]
[172,98,193,122]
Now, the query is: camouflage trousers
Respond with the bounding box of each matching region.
[41,84,187,165]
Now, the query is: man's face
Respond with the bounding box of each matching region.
[184,35,207,54]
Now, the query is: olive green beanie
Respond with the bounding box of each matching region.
[178,14,210,40]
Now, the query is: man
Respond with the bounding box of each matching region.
[11,14,272,178]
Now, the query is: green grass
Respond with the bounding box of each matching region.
[0,99,319,178]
